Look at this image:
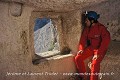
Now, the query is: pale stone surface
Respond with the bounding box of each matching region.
[36,50,60,58]
[0,2,34,80]
[0,2,76,80]
[100,41,120,80]
[10,2,22,17]
[0,0,120,80]
[107,20,120,41]
[2,0,106,12]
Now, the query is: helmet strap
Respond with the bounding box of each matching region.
[89,20,93,28]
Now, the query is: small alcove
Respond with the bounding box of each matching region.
[29,11,71,65]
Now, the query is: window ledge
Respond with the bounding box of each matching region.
[32,51,74,65]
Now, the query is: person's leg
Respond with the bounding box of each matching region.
[90,59,100,80]
[74,48,94,78]
[75,54,86,76]
[90,55,105,80]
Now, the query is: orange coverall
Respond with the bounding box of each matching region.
[75,22,111,80]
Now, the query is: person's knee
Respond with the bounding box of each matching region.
[91,60,100,72]
[75,55,82,63]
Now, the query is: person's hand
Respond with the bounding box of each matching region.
[77,50,83,55]
[88,62,92,69]
[92,54,99,60]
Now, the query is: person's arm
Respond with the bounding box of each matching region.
[94,26,111,56]
[78,28,87,53]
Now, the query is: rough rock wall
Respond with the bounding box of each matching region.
[0,2,34,80]
[61,11,82,52]
[100,41,120,80]
[29,10,82,54]
[82,0,120,41]
[1,0,107,12]
[0,2,77,80]
[29,11,64,57]
[0,0,120,80]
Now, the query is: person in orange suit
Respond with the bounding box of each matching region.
[75,11,111,80]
